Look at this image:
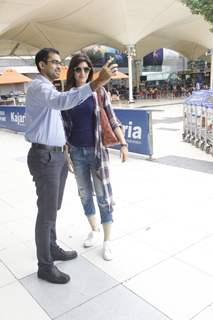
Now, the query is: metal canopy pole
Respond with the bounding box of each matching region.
[206,49,213,90]
[135,59,141,92]
[127,45,136,103]
[211,53,213,90]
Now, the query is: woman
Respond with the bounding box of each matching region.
[62,53,128,260]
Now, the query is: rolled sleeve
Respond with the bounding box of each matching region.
[39,81,93,111]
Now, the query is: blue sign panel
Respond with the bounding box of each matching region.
[0,106,153,156]
[143,48,163,66]
[0,106,26,132]
[114,108,153,156]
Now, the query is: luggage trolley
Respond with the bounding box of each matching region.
[189,101,197,144]
[202,94,213,154]
[194,102,203,147]
[183,91,207,144]
[198,101,208,150]
[182,96,191,142]
[196,90,210,149]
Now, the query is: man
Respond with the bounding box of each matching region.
[25,48,117,284]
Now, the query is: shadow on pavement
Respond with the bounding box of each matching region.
[155,155,213,174]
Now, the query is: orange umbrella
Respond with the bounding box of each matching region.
[0,69,32,84]
[93,70,128,80]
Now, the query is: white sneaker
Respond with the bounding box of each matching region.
[103,241,113,261]
[83,231,100,248]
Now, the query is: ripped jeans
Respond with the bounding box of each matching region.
[70,145,113,224]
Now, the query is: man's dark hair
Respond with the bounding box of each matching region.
[35,48,60,72]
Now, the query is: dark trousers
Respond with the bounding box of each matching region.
[27,147,68,270]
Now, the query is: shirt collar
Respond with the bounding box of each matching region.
[37,73,55,87]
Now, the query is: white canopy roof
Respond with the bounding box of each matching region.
[0,0,212,59]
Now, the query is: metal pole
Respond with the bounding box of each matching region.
[135,59,141,93]
[127,45,135,103]
[210,54,213,90]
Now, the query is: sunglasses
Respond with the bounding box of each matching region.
[74,67,91,73]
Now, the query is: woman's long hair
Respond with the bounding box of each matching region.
[65,53,94,90]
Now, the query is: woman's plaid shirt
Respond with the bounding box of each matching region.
[94,87,121,212]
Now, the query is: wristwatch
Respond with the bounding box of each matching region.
[120,143,128,147]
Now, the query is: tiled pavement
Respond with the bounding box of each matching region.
[1,100,213,319]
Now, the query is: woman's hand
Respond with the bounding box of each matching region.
[90,57,118,90]
[64,145,74,173]
[120,144,128,162]
[67,155,74,173]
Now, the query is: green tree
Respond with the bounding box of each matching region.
[182,0,213,32]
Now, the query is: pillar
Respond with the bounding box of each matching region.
[126,45,136,103]
[210,53,213,90]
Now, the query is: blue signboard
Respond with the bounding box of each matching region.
[143,48,163,66]
[0,106,153,156]
[114,108,153,156]
[0,106,26,132]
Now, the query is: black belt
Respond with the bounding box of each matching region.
[32,143,64,152]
